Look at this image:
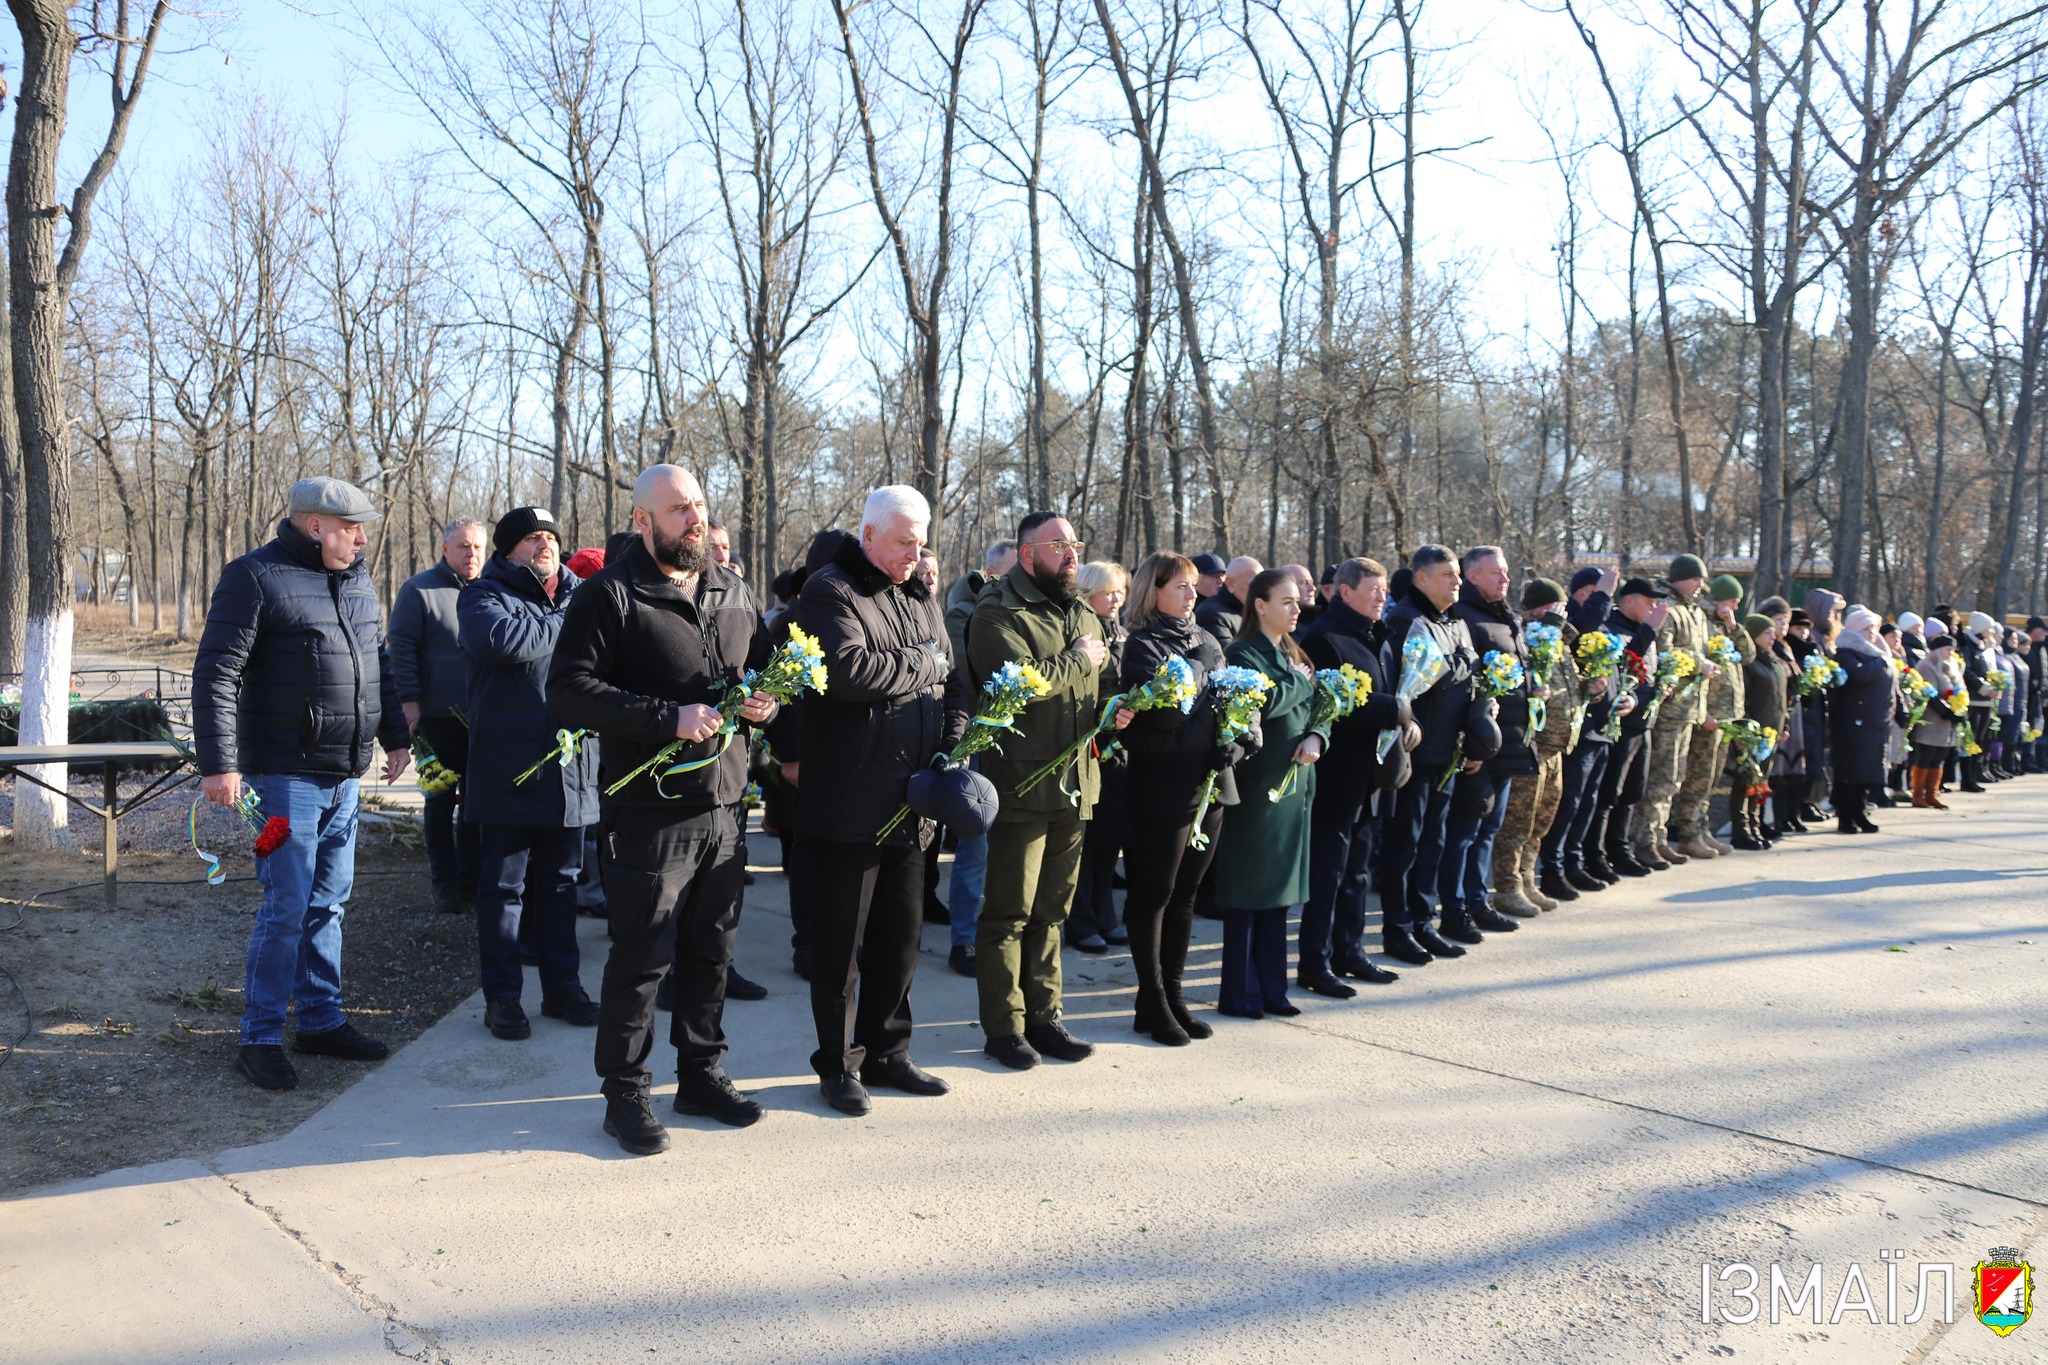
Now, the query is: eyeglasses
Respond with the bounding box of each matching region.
[1030,539,1085,558]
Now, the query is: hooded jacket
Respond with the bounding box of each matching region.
[192,518,408,779]
[458,555,597,827]
[546,537,771,812]
[796,536,969,845]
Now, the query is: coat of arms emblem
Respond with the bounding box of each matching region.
[1974,1246,2033,1336]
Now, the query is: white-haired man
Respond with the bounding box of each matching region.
[548,464,778,1155]
[795,485,970,1114]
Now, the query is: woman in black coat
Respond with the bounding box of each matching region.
[1829,606,1897,834]
[1070,561,1133,953]
[1118,552,1257,1045]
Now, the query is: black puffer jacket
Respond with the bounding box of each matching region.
[1194,588,1244,644]
[459,556,598,828]
[546,538,770,812]
[1298,595,1409,797]
[795,536,968,846]
[1119,613,1259,812]
[192,519,407,778]
[1453,582,1535,775]
[1382,587,1479,766]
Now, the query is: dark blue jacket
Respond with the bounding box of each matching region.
[193,519,407,778]
[388,561,470,718]
[1298,595,1409,798]
[459,556,598,827]
[1382,587,1479,767]
[1829,643,1896,786]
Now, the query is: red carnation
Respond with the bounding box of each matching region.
[253,816,291,858]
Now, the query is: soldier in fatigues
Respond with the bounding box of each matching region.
[1630,554,1712,868]
[1671,574,1755,857]
[1489,578,1581,914]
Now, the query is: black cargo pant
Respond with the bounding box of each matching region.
[593,803,743,1098]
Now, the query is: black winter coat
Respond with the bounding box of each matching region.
[1298,596,1409,798]
[387,561,470,718]
[1830,644,1897,785]
[1606,608,1658,736]
[1382,588,1479,766]
[1120,614,1258,813]
[458,556,598,828]
[1194,588,1244,644]
[1453,583,1535,775]
[795,537,968,846]
[193,519,407,778]
[546,538,771,812]
[1743,650,1789,737]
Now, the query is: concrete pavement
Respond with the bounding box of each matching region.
[5,787,2048,1363]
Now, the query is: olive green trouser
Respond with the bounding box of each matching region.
[1671,725,1730,842]
[1492,748,1564,887]
[977,818,1086,1038]
[1631,722,1693,850]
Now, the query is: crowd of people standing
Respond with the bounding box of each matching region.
[189,468,2048,1155]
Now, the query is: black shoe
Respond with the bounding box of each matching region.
[1836,816,1866,834]
[1608,851,1652,877]
[1133,1002,1192,1047]
[1438,915,1485,946]
[1854,815,1880,834]
[1265,1001,1302,1017]
[725,966,768,1001]
[292,1021,389,1061]
[1067,933,1109,954]
[1962,782,1988,793]
[1163,985,1214,1039]
[1023,1019,1095,1062]
[859,1055,951,1096]
[984,1033,1041,1070]
[1104,925,1130,946]
[1586,857,1621,884]
[1298,970,1357,999]
[541,986,600,1026]
[485,998,532,1040]
[1539,870,1581,902]
[603,1090,671,1156]
[235,1043,298,1091]
[948,944,976,977]
[1801,803,1827,822]
[1639,851,1672,872]
[1333,953,1400,984]
[1414,927,1466,958]
[1471,906,1521,933]
[1871,788,1897,808]
[1731,830,1769,851]
[431,888,467,915]
[820,1072,873,1116]
[672,1070,764,1127]
[1216,1003,1265,1019]
[1381,930,1434,966]
[1565,866,1606,893]
[655,972,675,1011]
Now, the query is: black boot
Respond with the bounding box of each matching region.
[1539,867,1581,902]
[1162,978,1214,1039]
[1852,783,1880,833]
[1382,926,1435,965]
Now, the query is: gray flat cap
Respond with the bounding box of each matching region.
[289,476,381,522]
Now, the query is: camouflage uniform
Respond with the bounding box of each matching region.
[1631,588,1710,855]
[1492,616,1583,904]
[1672,610,1755,844]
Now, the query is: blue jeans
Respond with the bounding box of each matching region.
[240,774,359,1045]
[1440,771,1513,916]
[949,833,987,949]
[476,823,584,1000]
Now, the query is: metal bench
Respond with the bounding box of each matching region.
[0,742,194,906]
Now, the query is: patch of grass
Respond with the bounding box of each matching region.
[158,982,230,1012]
[92,1018,135,1038]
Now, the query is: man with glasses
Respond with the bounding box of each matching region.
[966,511,1131,1070]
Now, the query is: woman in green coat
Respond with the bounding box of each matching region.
[1214,569,1330,1018]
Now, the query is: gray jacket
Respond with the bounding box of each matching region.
[389,561,470,718]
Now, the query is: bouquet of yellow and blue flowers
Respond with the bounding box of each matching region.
[1016,653,1197,799]
[1525,621,1563,734]
[1707,633,1742,670]
[1985,668,2012,694]
[1267,665,1373,802]
[1961,727,1985,758]
[1794,653,1846,698]
[1722,718,1778,798]
[1189,665,1273,848]
[1576,629,1627,739]
[1439,650,1524,791]
[874,659,1050,841]
[413,735,461,793]
[609,624,828,798]
[1643,647,1700,726]
[1900,670,1938,731]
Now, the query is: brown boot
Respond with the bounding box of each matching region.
[1924,766,1950,810]
[1908,766,1933,808]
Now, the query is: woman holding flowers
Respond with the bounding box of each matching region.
[1734,614,1789,848]
[1118,552,1258,1044]
[1907,632,1962,808]
[1070,561,1133,953]
[1212,569,1331,1019]
[1829,606,1896,834]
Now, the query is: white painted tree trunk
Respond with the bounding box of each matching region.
[13,607,73,849]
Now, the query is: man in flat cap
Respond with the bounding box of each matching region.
[194,476,412,1092]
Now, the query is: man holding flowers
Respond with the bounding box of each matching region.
[1671,574,1755,859]
[548,465,779,1154]
[795,486,969,1115]
[1633,555,1715,868]
[460,506,601,1043]
[967,511,1133,1070]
